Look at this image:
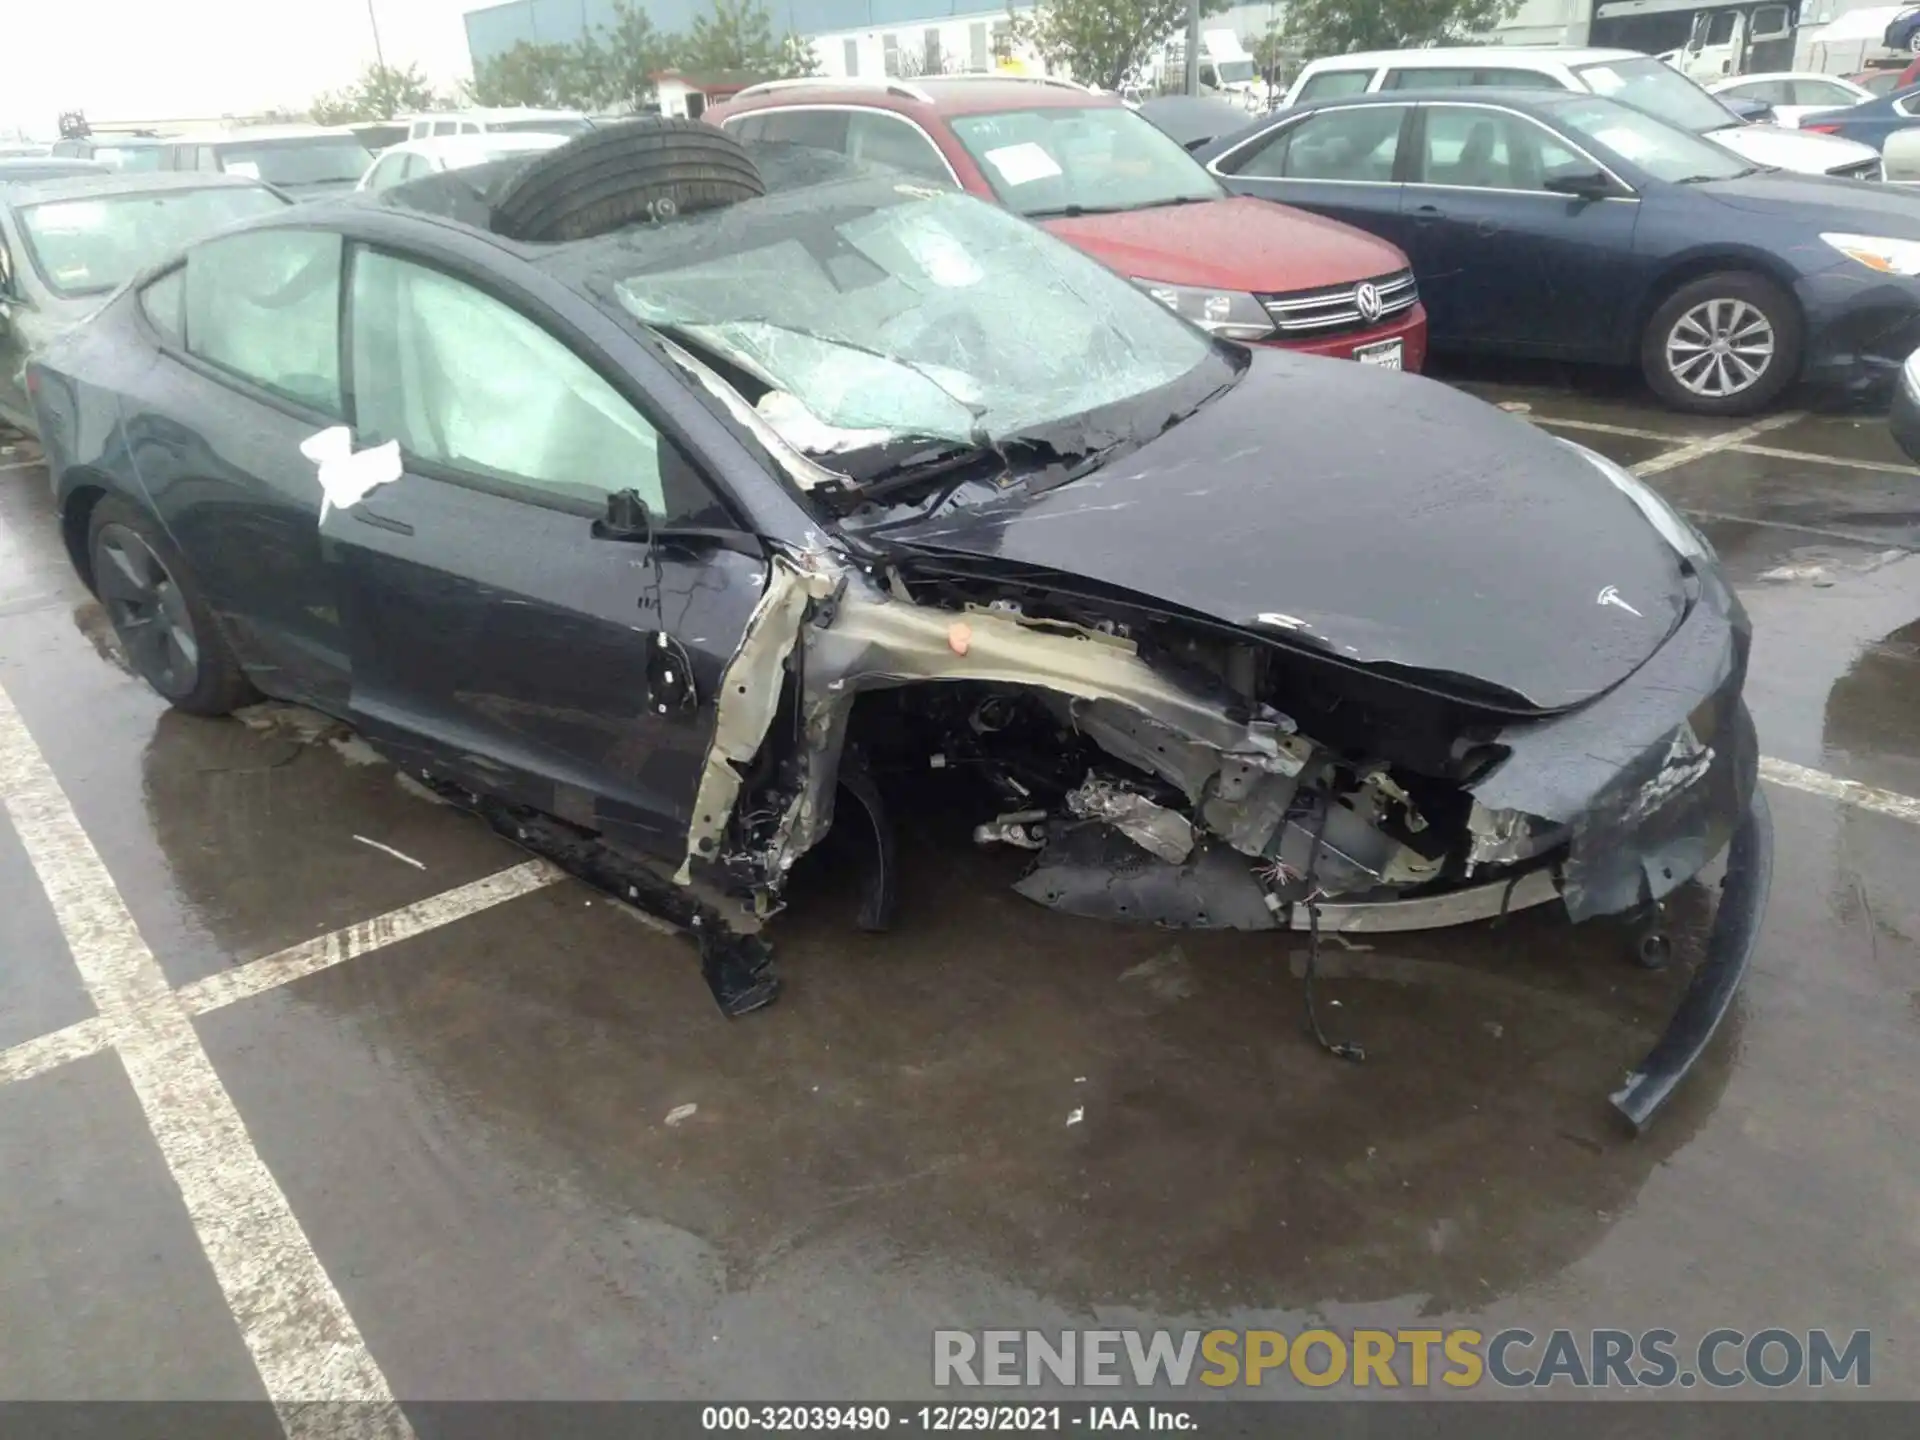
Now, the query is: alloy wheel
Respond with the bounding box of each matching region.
[1664,298,1775,400]
[94,524,201,698]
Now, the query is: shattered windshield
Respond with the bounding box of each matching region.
[602,183,1215,449]
[947,105,1225,217]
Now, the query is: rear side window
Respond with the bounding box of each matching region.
[184,230,344,416]
[1230,106,1405,181]
[727,115,768,141]
[754,110,852,152]
[1296,69,1374,102]
[1384,67,1548,90]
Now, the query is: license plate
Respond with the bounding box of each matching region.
[1354,339,1403,369]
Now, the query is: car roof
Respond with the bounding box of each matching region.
[169,125,364,144]
[719,73,1112,118]
[0,157,111,183]
[386,133,569,160]
[428,107,586,122]
[1713,70,1858,83]
[4,171,282,204]
[1301,46,1641,70]
[1287,86,1577,110]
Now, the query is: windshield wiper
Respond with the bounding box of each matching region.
[1674,166,1765,183]
[1022,203,1135,218]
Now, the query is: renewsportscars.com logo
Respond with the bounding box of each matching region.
[933,1328,1872,1391]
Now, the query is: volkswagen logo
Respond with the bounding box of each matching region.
[1354,282,1383,324]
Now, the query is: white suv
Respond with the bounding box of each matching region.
[1282,47,1884,180]
[403,109,593,142]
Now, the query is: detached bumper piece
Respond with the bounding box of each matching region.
[1610,787,1773,1131]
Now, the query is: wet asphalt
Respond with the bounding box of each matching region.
[1,359,1918,1405]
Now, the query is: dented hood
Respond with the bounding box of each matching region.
[881,351,1688,712]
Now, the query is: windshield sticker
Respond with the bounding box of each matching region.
[300,425,402,520]
[225,160,261,179]
[983,142,1064,186]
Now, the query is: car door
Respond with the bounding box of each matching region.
[1398,102,1640,356]
[1209,103,1416,248]
[0,206,32,431]
[120,228,355,711]
[325,243,769,860]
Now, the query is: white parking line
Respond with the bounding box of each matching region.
[0,680,414,1434]
[1727,441,1919,477]
[0,460,42,476]
[178,859,564,1014]
[1759,757,1920,824]
[0,1015,110,1085]
[1528,415,1689,443]
[1630,411,1806,477]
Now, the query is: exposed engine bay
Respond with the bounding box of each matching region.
[695,550,1565,941]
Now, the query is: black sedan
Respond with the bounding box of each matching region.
[1197,88,1920,413]
[28,127,1768,1126]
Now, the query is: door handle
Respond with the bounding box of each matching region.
[1412,202,1446,223]
[351,507,414,537]
[1475,218,1501,237]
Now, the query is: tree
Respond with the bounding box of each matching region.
[1283,0,1523,58]
[682,0,817,79]
[468,40,589,108]
[576,0,679,111]
[310,62,439,124]
[1008,0,1228,92]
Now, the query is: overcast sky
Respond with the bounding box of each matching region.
[5,0,481,137]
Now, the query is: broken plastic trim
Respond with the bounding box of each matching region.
[657,334,843,492]
[1610,786,1771,1132]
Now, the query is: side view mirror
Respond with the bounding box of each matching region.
[596,487,653,541]
[1544,170,1616,199]
[1721,96,1775,123]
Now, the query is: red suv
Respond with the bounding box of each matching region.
[706,75,1428,371]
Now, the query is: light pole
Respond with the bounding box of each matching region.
[1185,0,1200,94]
[367,0,388,69]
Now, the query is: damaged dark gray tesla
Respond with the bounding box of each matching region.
[28,123,1770,1131]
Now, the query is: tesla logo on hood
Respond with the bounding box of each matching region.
[1597,585,1644,618]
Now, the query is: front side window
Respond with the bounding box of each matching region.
[185,229,343,415]
[845,112,954,183]
[1231,106,1404,181]
[350,250,693,520]
[94,145,164,171]
[216,140,375,188]
[141,268,185,345]
[604,187,1217,449]
[1705,12,1739,44]
[1296,69,1374,102]
[1384,67,1478,90]
[17,184,288,297]
[1416,107,1588,191]
[947,105,1222,217]
[756,110,852,152]
[1725,78,1794,104]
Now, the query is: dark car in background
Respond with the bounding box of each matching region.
[1198,88,1920,413]
[156,127,375,199]
[0,172,287,433]
[1799,82,1920,150]
[21,126,1767,1126]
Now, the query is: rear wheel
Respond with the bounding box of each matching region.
[490,118,765,243]
[1640,271,1800,416]
[88,496,256,716]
